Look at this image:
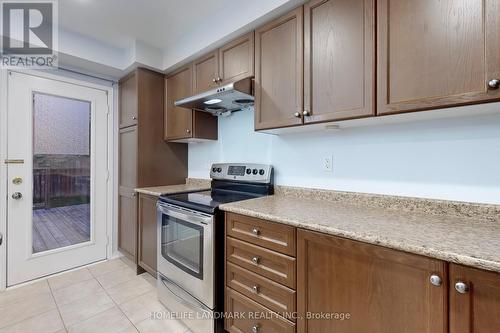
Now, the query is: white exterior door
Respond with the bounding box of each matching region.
[6,71,109,286]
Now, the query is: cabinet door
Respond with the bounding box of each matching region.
[119,71,138,128]
[119,126,137,188]
[297,229,447,333]
[219,32,255,85]
[378,0,500,115]
[193,51,219,94]
[304,0,374,123]
[255,7,304,130]
[137,193,157,276]
[449,264,500,333]
[165,66,193,140]
[118,187,137,261]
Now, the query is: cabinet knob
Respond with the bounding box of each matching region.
[132,116,137,120]
[429,274,442,287]
[252,324,260,333]
[303,110,310,116]
[212,78,217,83]
[252,228,260,236]
[488,79,500,89]
[455,281,469,294]
[251,256,260,265]
[251,285,259,294]
[217,77,222,83]
[293,112,302,118]
[186,129,191,133]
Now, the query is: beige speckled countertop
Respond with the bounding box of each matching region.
[220,191,500,274]
[135,178,210,196]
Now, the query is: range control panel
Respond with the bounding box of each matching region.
[210,163,273,184]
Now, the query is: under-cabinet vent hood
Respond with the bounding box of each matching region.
[174,78,253,116]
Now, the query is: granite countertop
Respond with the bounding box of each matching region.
[220,194,500,273]
[135,178,210,196]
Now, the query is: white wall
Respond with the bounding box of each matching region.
[189,104,500,204]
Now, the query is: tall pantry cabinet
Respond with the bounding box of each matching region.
[118,68,187,263]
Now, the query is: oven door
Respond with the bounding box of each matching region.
[156,201,215,308]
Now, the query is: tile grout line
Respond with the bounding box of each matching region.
[47,280,68,333]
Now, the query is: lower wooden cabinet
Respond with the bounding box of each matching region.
[118,187,137,261]
[137,193,157,276]
[449,264,500,333]
[297,229,448,333]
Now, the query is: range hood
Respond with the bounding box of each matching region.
[174,78,253,116]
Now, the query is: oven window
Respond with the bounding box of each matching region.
[161,214,203,279]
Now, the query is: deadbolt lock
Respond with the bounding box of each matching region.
[12,177,23,185]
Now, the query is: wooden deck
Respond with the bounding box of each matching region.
[32,204,90,253]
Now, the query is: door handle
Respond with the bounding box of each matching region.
[11,192,22,200]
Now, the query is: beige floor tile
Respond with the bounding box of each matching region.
[139,273,156,288]
[135,317,188,333]
[119,256,136,271]
[52,279,103,306]
[48,268,94,291]
[118,327,138,333]
[0,309,64,333]
[88,259,128,278]
[58,291,115,327]
[0,280,51,308]
[119,291,165,324]
[95,267,137,290]
[0,292,56,328]
[67,307,134,333]
[106,276,155,304]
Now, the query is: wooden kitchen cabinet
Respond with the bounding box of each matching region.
[165,65,218,142]
[254,7,304,130]
[449,264,500,333]
[297,229,448,333]
[377,0,500,115]
[137,193,158,276]
[118,71,138,128]
[218,32,254,85]
[193,51,219,94]
[303,0,375,123]
[118,68,187,265]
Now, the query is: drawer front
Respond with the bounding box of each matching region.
[225,288,296,333]
[226,213,296,256]
[227,237,296,289]
[227,262,296,317]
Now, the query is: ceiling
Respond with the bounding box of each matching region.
[57,0,303,77]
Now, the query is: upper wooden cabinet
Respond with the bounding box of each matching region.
[193,32,255,92]
[193,51,219,94]
[255,7,304,130]
[219,32,255,85]
[377,0,500,115]
[304,0,375,123]
[119,72,138,128]
[297,229,447,333]
[165,66,218,142]
[449,264,500,333]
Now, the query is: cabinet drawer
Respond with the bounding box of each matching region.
[227,262,296,318]
[227,237,296,289]
[226,213,296,256]
[225,288,296,333]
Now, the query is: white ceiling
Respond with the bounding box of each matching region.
[57,0,304,78]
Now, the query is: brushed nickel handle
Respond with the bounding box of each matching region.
[252,228,260,236]
[11,192,22,200]
[251,256,260,265]
[251,285,259,294]
[455,281,469,294]
[252,324,260,333]
[303,110,310,116]
[293,112,302,118]
[488,79,500,89]
[429,274,442,287]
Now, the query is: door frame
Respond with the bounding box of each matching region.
[0,69,115,290]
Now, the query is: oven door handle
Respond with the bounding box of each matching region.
[157,202,213,227]
[159,274,212,313]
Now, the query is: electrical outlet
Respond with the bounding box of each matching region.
[323,155,333,172]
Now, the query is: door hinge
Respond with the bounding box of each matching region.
[106,236,110,246]
[106,104,110,115]
[0,233,3,246]
[106,170,110,181]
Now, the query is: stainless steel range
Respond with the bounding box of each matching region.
[156,163,273,333]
